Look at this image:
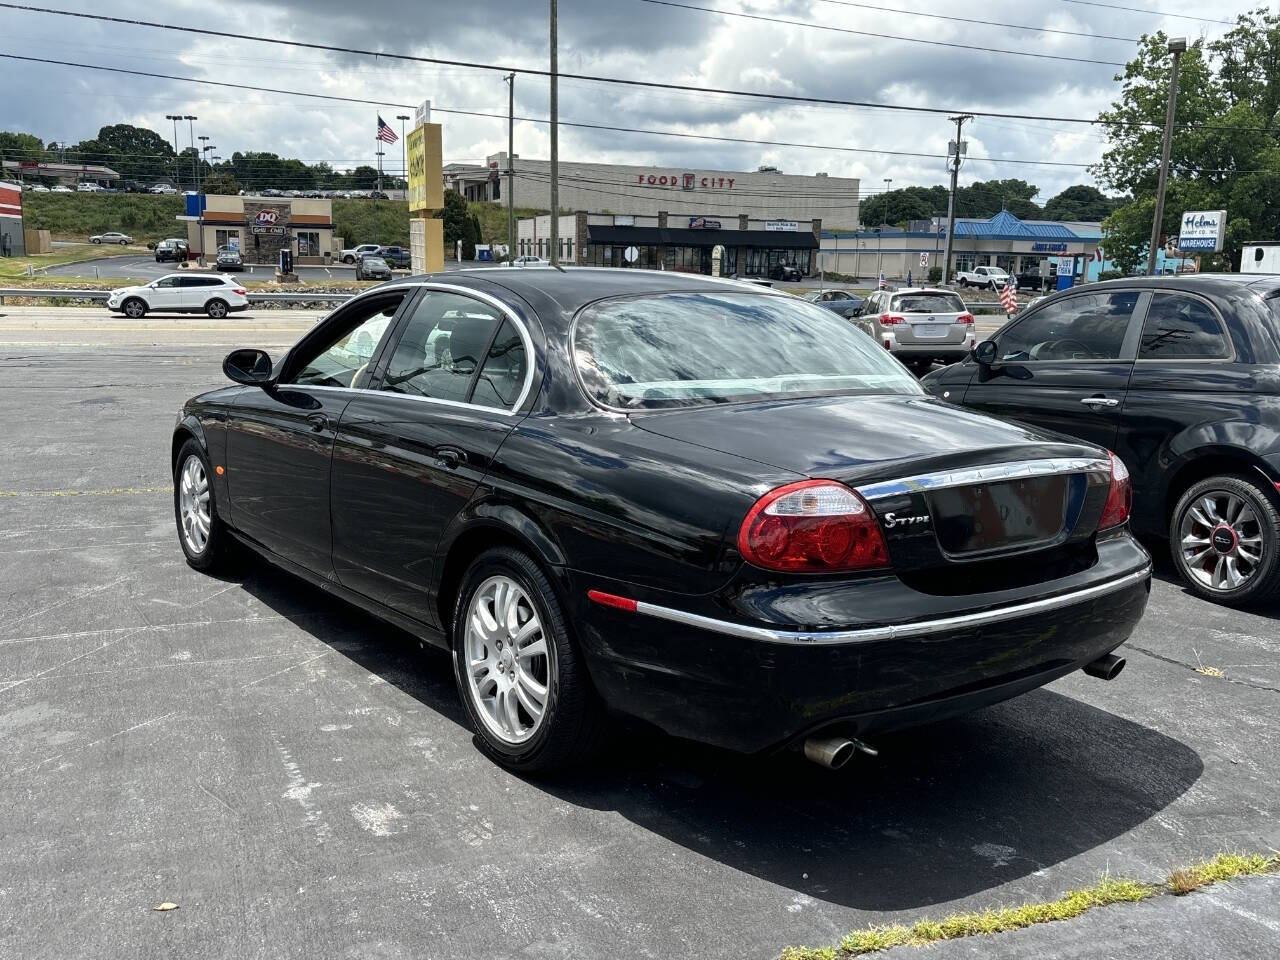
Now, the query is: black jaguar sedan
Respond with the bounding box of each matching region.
[172,269,1151,770]
[923,274,1280,607]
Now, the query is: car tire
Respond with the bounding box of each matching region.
[343,255,355,264]
[119,239,128,245]
[1170,474,1280,607]
[173,439,230,572]
[122,297,147,319]
[452,547,606,771]
[205,299,229,319]
[92,238,101,244]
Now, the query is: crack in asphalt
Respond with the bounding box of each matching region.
[1127,643,1280,695]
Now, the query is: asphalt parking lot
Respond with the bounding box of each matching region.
[2,308,1279,960]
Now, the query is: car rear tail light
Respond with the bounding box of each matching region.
[233,288,246,296]
[957,312,975,325]
[738,479,890,573]
[879,313,905,325]
[1098,452,1132,530]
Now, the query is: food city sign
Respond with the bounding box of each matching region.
[1178,209,1227,252]
[637,172,737,189]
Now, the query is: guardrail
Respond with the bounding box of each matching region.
[0,288,354,306]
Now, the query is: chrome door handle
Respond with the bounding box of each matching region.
[306,413,329,432]
[1080,397,1119,408]
[434,447,463,469]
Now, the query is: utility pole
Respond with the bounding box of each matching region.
[1148,37,1187,276]
[165,114,181,187]
[396,114,410,195]
[549,0,559,267]
[942,114,971,286]
[506,72,516,261]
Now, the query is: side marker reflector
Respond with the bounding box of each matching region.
[215,465,225,476]
[587,589,638,613]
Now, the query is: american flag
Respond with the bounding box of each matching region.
[1000,278,1018,314]
[376,115,398,144]
[877,271,886,290]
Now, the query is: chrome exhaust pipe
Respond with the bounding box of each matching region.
[803,735,878,769]
[1083,653,1126,681]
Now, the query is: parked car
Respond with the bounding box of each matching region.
[355,255,392,280]
[150,184,178,195]
[1016,269,1054,292]
[90,231,133,245]
[857,287,977,372]
[216,248,244,271]
[369,190,390,200]
[770,262,804,282]
[26,183,50,192]
[171,269,1150,771]
[76,182,103,193]
[510,255,550,267]
[803,288,864,318]
[340,243,381,264]
[923,274,1280,606]
[955,265,1013,290]
[108,274,248,319]
[377,245,411,268]
[154,238,189,263]
[50,185,73,193]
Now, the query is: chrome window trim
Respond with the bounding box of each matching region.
[855,456,1111,502]
[627,565,1150,645]
[287,281,537,415]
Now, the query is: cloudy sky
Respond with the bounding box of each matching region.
[0,0,1257,204]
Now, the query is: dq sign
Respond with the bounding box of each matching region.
[254,209,280,226]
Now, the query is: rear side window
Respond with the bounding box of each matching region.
[891,293,965,313]
[471,320,528,409]
[996,291,1140,362]
[1138,293,1230,359]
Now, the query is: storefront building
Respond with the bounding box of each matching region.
[518,211,821,277]
[178,194,336,264]
[819,211,1103,280]
[0,181,25,257]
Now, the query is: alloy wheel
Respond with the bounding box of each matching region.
[124,299,145,318]
[207,300,228,319]
[1179,490,1265,592]
[463,575,552,745]
[178,455,211,554]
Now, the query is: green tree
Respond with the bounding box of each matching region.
[436,190,470,251]
[859,185,947,228]
[0,131,46,166]
[1044,185,1123,221]
[92,124,176,182]
[202,171,242,196]
[1095,12,1280,266]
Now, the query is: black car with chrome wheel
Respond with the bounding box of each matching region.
[924,274,1280,607]
[172,269,1150,770]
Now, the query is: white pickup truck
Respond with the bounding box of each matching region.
[955,265,1014,289]
[340,243,382,264]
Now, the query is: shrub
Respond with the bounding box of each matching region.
[1097,269,1124,281]
[927,266,943,283]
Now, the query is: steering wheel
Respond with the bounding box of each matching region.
[1030,338,1093,360]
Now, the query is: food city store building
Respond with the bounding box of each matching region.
[449,154,861,226]
[819,211,1103,280]
[517,211,822,276]
[177,194,336,264]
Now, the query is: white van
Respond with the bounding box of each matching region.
[1241,243,1280,274]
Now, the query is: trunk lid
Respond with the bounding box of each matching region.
[634,395,1114,582]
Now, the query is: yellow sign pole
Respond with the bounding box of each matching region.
[407,120,444,273]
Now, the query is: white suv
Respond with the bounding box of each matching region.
[107,274,249,318]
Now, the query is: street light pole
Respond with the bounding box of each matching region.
[197,135,209,194]
[165,114,181,187]
[548,0,559,267]
[1147,37,1187,276]
[505,73,516,261]
[396,114,410,196]
[183,115,197,190]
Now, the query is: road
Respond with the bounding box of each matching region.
[1,310,1277,960]
[40,254,503,283]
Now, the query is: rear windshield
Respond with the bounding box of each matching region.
[573,291,922,409]
[891,293,965,313]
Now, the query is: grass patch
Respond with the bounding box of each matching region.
[23,193,184,242]
[0,244,128,280]
[782,853,1280,959]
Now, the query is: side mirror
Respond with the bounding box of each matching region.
[223,348,275,386]
[972,340,998,366]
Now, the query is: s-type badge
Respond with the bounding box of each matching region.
[883,511,930,529]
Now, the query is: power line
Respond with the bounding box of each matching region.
[638,0,1127,65]
[0,3,1175,127]
[809,0,1141,43]
[0,52,1108,171]
[1056,0,1235,25]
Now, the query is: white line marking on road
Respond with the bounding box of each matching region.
[240,652,329,690]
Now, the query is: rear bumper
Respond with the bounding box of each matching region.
[571,536,1151,753]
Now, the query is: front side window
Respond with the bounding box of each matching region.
[996,291,1140,362]
[379,291,503,403]
[154,277,179,288]
[574,292,922,410]
[1138,293,1230,359]
[291,296,404,388]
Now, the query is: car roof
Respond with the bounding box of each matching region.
[1089,273,1280,297]
[391,267,792,326]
